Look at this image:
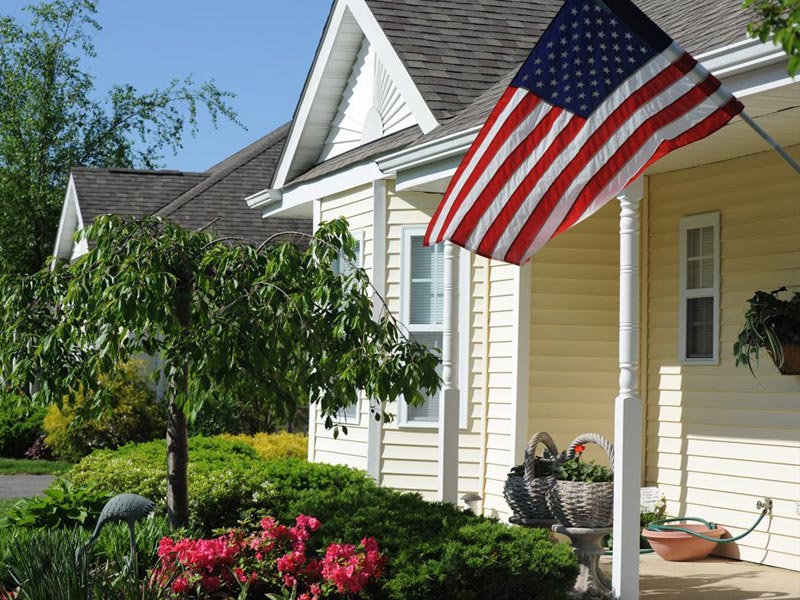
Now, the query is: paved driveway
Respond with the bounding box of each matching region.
[0,475,54,498]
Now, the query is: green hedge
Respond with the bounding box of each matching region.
[0,395,46,458]
[61,438,577,600]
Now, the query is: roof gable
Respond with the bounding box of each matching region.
[272,0,438,189]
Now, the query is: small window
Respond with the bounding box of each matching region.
[401,228,444,425]
[679,213,719,364]
[334,230,364,423]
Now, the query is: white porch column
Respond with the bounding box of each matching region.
[613,179,644,599]
[438,241,460,503]
[367,179,388,483]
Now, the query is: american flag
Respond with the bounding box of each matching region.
[425,0,743,265]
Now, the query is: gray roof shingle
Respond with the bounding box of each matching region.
[71,124,311,244]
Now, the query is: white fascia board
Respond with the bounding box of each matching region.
[379,125,480,173]
[346,0,438,134]
[395,155,461,192]
[245,188,283,210]
[273,1,349,189]
[260,162,385,219]
[696,38,794,98]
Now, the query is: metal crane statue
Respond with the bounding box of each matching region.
[77,493,155,569]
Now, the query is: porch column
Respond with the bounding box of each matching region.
[613,179,644,600]
[438,241,460,503]
[367,179,388,483]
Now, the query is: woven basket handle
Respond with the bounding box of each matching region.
[523,431,558,482]
[565,432,615,473]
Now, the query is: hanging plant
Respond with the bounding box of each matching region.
[734,287,800,375]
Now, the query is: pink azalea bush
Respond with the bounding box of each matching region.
[154,515,384,599]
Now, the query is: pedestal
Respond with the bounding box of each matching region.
[552,525,613,600]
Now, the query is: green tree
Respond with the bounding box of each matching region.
[0,0,240,275]
[744,0,800,76]
[0,216,441,528]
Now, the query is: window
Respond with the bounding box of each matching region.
[334,230,364,423]
[679,213,719,364]
[401,228,444,425]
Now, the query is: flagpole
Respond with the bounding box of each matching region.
[740,111,800,175]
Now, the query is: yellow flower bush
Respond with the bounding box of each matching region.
[221,431,308,461]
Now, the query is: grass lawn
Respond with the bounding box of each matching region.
[0,458,69,475]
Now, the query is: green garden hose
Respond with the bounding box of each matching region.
[602,503,770,555]
[645,509,768,543]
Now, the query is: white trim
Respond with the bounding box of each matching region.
[509,262,531,467]
[398,225,443,428]
[272,0,437,190]
[379,125,481,173]
[367,178,388,482]
[678,212,721,365]
[457,248,471,430]
[251,162,385,218]
[53,176,86,262]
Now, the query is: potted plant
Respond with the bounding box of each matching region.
[547,433,614,528]
[734,287,800,375]
[503,431,558,521]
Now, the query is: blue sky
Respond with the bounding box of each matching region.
[4,1,332,171]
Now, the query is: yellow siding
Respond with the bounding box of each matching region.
[481,259,521,519]
[527,201,620,457]
[312,185,374,471]
[646,146,800,570]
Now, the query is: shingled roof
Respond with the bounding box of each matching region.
[287,0,754,185]
[70,123,311,244]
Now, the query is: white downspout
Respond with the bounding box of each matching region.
[438,241,460,503]
[613,179,644,600]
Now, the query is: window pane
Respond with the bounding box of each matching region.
[686,297,714,359]
[687,228,702,259]
[409,235,443,325]
[339,402,359,423]
[407,332,442,423]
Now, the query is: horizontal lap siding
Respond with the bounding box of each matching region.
[482,260,521,519]
[528,201,620,459]
[382,186,482,502]
[646,146,800,571]
[311,185,374,471]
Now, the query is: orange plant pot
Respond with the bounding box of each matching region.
[641,523,726,561]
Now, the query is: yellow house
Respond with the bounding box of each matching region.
[247,0,800,584]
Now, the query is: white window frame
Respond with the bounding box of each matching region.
[337,229,366,424]
[679,212,720,365]
[398,226,442,428]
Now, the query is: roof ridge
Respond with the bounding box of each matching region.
[70,167,208,177]
[154,123,291,218]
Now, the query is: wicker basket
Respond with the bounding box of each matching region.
[767,343,800,375]
[502,431,558,520]
[547,433,615,528]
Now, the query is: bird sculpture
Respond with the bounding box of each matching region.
[77,493,156,569]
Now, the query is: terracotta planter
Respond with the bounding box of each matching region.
[642,523,726,561]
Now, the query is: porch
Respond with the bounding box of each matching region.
[602,554,800,599]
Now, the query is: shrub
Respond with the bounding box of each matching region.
[43,361,166,462]
[221,431,308,460]
[66,436,269,531]
[0,394,46,458]
[1,479,112,529]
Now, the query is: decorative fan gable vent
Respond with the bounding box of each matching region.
[319,37,416,162]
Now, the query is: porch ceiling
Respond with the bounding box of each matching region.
[646,82,800,174]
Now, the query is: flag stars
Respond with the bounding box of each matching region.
[611,31,619,38]
[580,103,588,111]
[547,40,555,48]
[624,32,632,39]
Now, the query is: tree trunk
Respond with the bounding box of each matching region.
[166,392,189,529]
[167,264,192,529]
